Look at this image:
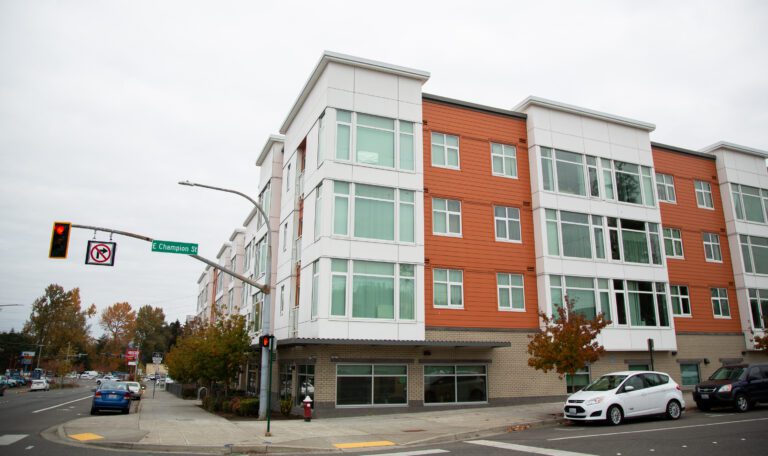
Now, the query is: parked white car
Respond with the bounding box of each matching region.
[30,379,50,392]
[563,371,685,425]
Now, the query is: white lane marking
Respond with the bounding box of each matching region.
[468,440,597,456]
[31,395,92,414]
[25,445,34,450]
[361,451,449,456]
[0,434,28,446]
[549,417,768,441]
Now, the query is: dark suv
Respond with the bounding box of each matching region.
[693,364,768,412]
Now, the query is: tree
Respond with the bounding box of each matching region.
[0,330,35,371]
[24,284,96,362]
[166,313,250,394]
[527,298,609,393]
[134,305,169,365]
[100,302,136,346]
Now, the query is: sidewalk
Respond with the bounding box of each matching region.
[55,389,572,454]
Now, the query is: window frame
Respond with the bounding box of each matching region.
[333,110,415,172]
[432,197,462,237]
[680,363,701,387]
[336,364,408,407]
[493,206,522,243]
[496,273,525,312]
[740,234,768,275]
[711,287,731,318]
[424,364,487,404]
[331,181,415,244]
[656,173,677,203]
[748,288,768,329]
[431,132,460,170]
[703,232,723,263]
[433,268,464,309]
[695,180,714,209]
[663,227,684,259]
[491,142,518,179]
[670,285,692,317]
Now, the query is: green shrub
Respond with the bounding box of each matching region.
[230,396,242,414]
[238,398,259,417]
[280,397,292,416]
[202,395,214,411]
[222,400,231,413]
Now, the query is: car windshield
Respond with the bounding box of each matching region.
[99,382,127,391]
[709,366,745,380]
[583,374,628,391]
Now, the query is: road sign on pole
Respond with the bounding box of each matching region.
[151,240,199,255]
[85,240,117,266]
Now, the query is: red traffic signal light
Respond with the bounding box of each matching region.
[260,335,274,350]
[49,222,72,259]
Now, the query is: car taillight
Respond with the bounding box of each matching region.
[95,391,101,397]
[676,385,681,390]
[124,392,132,398]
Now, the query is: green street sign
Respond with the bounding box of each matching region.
[151,240,199,255]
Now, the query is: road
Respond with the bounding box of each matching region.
[331,406,768,456]
[0,380,139,456]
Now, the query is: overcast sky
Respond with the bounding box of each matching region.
[1,1,766,335]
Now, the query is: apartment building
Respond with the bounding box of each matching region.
[195,52,767,415]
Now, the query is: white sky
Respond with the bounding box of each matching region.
[1,0,766,334]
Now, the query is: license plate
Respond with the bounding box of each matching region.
[108,394,117,399]
[568,407,577,414]
[701,394,709,399]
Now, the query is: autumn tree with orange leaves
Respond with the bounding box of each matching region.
[100,302,136,345]
[527,297,609,393]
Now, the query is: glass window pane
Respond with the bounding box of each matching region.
[400,201,415,242]
[399,133,414,171]
[375,365,407,375]
[331,275,347,316]
[338,365,372,375]
[352,275,394,318]
[562,224,592,258]
[355,196,394,240]
[357,126,395,167]
[556,160,586,196]
[336,124,351,160]
[400,278,414,320]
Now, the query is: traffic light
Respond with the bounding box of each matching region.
[49,222,72,259]
[260,335,274,351]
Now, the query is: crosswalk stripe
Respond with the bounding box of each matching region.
[468,440,597,456]
[0,434,28,446]
[361,451,449,456]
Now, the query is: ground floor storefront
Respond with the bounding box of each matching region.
[266,330,768,417]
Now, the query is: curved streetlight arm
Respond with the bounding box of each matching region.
[178,181,270,230]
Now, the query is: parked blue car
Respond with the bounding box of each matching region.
[91,381,131,415]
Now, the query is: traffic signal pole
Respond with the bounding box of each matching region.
[70,224,268,292]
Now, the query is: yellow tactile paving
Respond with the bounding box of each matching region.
[68,432,104,441]
[333,440,395,449]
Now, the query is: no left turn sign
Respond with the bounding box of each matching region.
[85,240,117,266]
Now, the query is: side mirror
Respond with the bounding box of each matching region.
[624,385,635,392]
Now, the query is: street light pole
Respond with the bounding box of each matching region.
[178,180,273,421]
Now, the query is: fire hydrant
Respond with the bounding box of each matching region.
[302,395,313,422]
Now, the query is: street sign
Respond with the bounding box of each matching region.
[125,349,139,362]
[151,240,198,255]
[85,240,117,266]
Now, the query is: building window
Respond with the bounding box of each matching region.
[431,132,460,169]
[286,163,292,193]
[491,143,517,178]
[311,261,319,319]
[399,265,415,320]
[494,206,521,242]
[740,234,768,274]
[432,198,462,236]
[282,223,288,252]
[695,180,714,209]
[334,110,413,171]
[546,210,660,265]
[424,365,487,404]
[748,289,768,329]
[656,173,676,203]
[540,147,655,206]
[731,184,768,223]
[703,232,722,262]
[254,237,267,278]
[604,280,669,327]
[331,181,414,243]
[244,241,252,273]
[330,259,347,317]
[314,184,322,241]
[680,364,700,386]
[336,364,407,406]
[550,276,610,320]
[711,288,731,318]
[330,259,415,320]
[317,114,325,167]
[252,293,262,333]
[670,285,691,316]
[497,273,524,311]
[663,227,684,258]
[257,182,271,229]
[357,113,395,168]
[628,363,650,371]
[279,284,285,316]
[216,271,223,293]
[565,366,590,393]
[433,268,463,308]
[297,365,315,406]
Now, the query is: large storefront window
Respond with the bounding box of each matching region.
[336,364,407,406]
[424,365,487,404]
[297,364,315,407]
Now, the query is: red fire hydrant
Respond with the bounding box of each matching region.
[302,395,313,422]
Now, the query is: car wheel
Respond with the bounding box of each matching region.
[607,405,623,425]
[90,407,98,415]
[121,407,130,414]
[666,400,682,420]
[735,394,750,413]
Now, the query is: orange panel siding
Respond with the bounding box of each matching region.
[653,146,742,333]
[423,99,539,330]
